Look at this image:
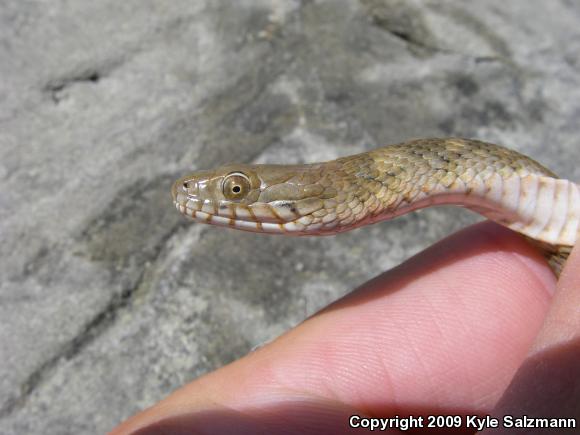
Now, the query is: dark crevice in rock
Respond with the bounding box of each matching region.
[361,0,508,63]
[474,56,502,64]
[42,52,132,104]
[0,221,183,419]
[45,70,102,91]
[360,0,445,54]
[383,27,450,53]
[383,25,507,64]
[44,69,103,103]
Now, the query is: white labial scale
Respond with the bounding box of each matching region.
[192,210,210,221]
[260,222,285,233]
[233,219,259,231]
[201,202,215,215]
[206,214,233,226]
[188,209,236,229]
[234,207,253,220]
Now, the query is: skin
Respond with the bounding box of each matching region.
[110,222,580,434]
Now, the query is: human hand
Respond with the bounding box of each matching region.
[111,221,580,434]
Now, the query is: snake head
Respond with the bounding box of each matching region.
[171,162,343,234]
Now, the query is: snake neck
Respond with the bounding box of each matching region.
[327,139,579,276]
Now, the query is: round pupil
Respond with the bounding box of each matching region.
[224,174,249,199]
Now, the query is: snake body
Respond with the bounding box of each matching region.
[172,138,579,276]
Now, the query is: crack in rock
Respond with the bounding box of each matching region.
[361,0,507,62]
[43,70,102,103]
[0,276,143,419]
[382,27,451,54]
[0,221,183,419]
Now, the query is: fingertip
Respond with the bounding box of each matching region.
[111,221,558,434]
[532,242,580,352]
[222,221,557,419]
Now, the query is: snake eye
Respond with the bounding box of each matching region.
[223,172,251,200]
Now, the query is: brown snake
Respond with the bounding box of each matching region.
[172,138,579,276]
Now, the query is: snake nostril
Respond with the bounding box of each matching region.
[182,182,188,191]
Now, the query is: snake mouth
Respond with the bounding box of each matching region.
[172,185,314,234]
[171,176,338,234]
[173,199,315,234]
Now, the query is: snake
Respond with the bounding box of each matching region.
[171,138,579,276]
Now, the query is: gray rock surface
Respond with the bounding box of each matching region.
[1,1,579,433]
